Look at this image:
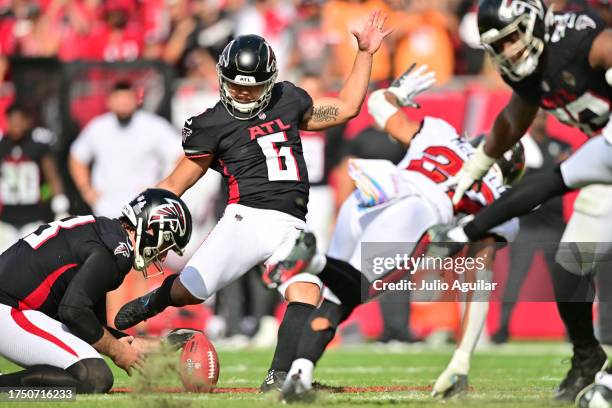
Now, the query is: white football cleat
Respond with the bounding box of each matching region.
[281,359,314,403]
[576,371,612,408]
[432,367,468,398]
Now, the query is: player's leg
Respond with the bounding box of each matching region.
[262,192,385,392]
[460,136,612,242]
[259,194,365,391]
[262,216,324,391]
[261,280,319,391]
[0,304,113,393]
[115,204,268,330]
[281,263,368,400]
[267,195,394,386]
[282,298,354,401]
[283,196,440,399]
[261,192,364,291]
[552,186,612,401]
[433,242,495,398]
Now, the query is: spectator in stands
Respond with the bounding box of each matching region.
[0,103,67,252]
[287,0,332,80]
[388,0,456,84]
[68,81,181,218]
[322,0,391,85]
[0,0,61,58]
[234,0,296,77]
[492,111,572,343]
[161,0,196,69]
[163,0,235,77]
[82,2,143,62]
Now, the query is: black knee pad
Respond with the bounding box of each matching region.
[66,358,113,393]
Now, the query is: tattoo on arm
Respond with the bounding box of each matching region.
[312,105,340,122]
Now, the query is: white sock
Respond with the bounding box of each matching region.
[306,252,327,274]
[288,358,314,389]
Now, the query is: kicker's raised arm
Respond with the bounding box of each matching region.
[300,10,392,131]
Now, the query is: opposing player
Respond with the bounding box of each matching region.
[0,189,192,393]
[424,0,611,401]
[113,12,392,391]
[264,65,523,401]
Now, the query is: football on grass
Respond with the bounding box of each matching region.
[179,332,220,392]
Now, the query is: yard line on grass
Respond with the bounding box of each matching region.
[317,366,438,374]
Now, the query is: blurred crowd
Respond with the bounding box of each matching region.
[0,0,584,85]
[1,0,609,86]
[0,0,611,346]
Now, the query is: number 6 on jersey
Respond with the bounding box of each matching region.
[256,132,300,181]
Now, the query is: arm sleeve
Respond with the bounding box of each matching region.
[69,122,96,164]
[106,326,130,339]
[58,246,122,344]
[92,298,129,339]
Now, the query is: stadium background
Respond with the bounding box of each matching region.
[0,0,608,346]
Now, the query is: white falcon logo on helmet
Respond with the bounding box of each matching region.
[148,198,188,237]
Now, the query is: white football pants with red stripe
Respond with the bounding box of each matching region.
[0,303,102,370]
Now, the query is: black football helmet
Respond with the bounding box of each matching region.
[478,0,552,81]
[121,189,192,277]
[470,134,526,186]
[216,35,278,120]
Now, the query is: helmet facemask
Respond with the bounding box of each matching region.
[480,12,544,81]
[133,217,186,278]
[217,67,277,120]
[123,192,192,279]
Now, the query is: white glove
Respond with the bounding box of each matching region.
[452,142,496,205]
[387,63,437,108]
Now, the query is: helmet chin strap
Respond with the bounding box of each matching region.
[133,218,146,273]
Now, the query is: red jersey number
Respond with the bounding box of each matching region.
[407,145,495,206]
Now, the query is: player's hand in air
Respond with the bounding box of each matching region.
[451,140,497,205]
[352,9,393,55]
[387,63,437,108]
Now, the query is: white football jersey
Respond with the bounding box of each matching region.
[396,117,517,241]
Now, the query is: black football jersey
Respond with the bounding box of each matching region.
[182,81,313,220]
[0,216,133,319]
[0,128,54,226]
[503,9,610,135]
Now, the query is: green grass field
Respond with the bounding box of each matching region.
[0,342,580,408]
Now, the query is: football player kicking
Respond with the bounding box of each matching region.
[264,65,524,401]
[423,0,612,402]
[113,11,392,391]
[0,189,193,393]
